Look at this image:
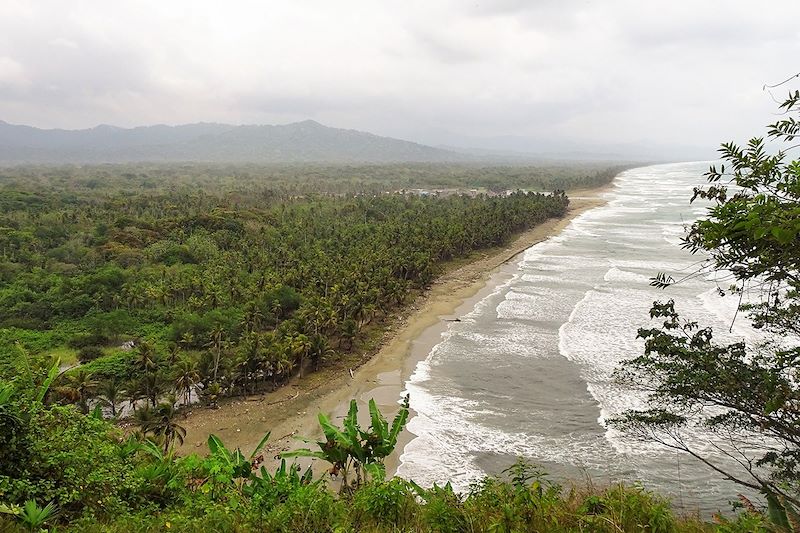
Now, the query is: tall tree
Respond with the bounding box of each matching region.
[173,358,200,406]
[611,83,800,508]
[96,377,125,418]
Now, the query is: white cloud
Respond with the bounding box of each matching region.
[0,57,29,90]
[0,0,797,155]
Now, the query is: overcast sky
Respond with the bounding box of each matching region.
[1,1,798,156]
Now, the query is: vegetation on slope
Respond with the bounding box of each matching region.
[0,357,770,532]
[4,151,795,531]
[0,164,578,420]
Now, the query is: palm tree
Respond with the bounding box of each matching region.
[241,304,264,333]
[166,342,181,365]
[133,403,155,434]
[134,400,187,453]
[179,331,195,349]
[309,334,335,371]
[136,341,158,373]
[123,378,145,411]
[202,381,221,409]
[173,358,200,406]
[96,377,125,418]
[270,299,283,322]
[205,326,226,382]
[290,333,312,379]
[18,499,59,532]
[340,319,358,350]
[270,348,294,387]
[134,371,166,408]
[58,369,98,414]
[151,401,187,453]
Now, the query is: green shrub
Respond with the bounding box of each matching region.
[261,484,342,533]
[0,404,139,519]
[78,351,135,381]
[351,478,418,529]
[68,333,109,349]
[77,346,104,363]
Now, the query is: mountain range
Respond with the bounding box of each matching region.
[0,120,465,164]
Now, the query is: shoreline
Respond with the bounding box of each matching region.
[178,184,613,473]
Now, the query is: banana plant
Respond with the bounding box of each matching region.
[7,344,60,405]
[0,354,59,433]
[203,431,271,494]
[282,394,409,493]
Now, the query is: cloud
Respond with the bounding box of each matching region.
[0,57,29,90]
[0,0,797,155]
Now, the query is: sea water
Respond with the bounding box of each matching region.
[396,162,767,514]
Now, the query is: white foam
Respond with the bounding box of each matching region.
[398,162,765,511]
[603,267,652,285]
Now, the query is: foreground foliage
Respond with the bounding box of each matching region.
[0,355,786,532]
[283,395,410,492]
[611,83,800,518]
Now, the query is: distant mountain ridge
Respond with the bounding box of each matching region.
[0,119,466,164]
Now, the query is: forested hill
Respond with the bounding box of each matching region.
[0,120,464,164]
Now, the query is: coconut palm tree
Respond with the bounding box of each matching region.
[205,326,227,382]
[309,334,335,371]
[202,382,221,409]
[133,371,167,408]
[289,333,312,379]
[57,369,98,414]
[268,348,293,387]
[136,341,158,373]
[134,400,187,453]
[133,403,155,434]
[151,401,187,453]
[340,318,358,350]
[241,304,264,333]
[166,342,181,365]
[173,358,200,406]
[96,377,125,418]
[179,331,195,350]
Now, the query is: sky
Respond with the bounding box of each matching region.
[0,0,798,157]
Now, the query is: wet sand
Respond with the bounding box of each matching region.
[179,186,611,476]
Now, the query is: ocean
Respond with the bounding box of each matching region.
[396,162,765,514]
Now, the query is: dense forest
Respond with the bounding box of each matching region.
[0,162,628,196]
[1,154,792,531]
[0,163,596,423]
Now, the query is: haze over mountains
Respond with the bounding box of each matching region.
[0,119,709,165]
[0,120,464,164]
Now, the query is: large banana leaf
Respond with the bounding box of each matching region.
[34,357,60,403]
[249,431,271,460]
[368,399,387,442]
[319,411,350,449]
[363,462,386,482]
[281,448,327,461]
[341,400,368,463]
[387,395,410,447]
[767,492,791,530]
[207,434,229,459]
[281,395,411,488]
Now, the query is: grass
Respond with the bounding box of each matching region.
[47,346,79,366]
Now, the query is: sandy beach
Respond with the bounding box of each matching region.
[178,185,612,475]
